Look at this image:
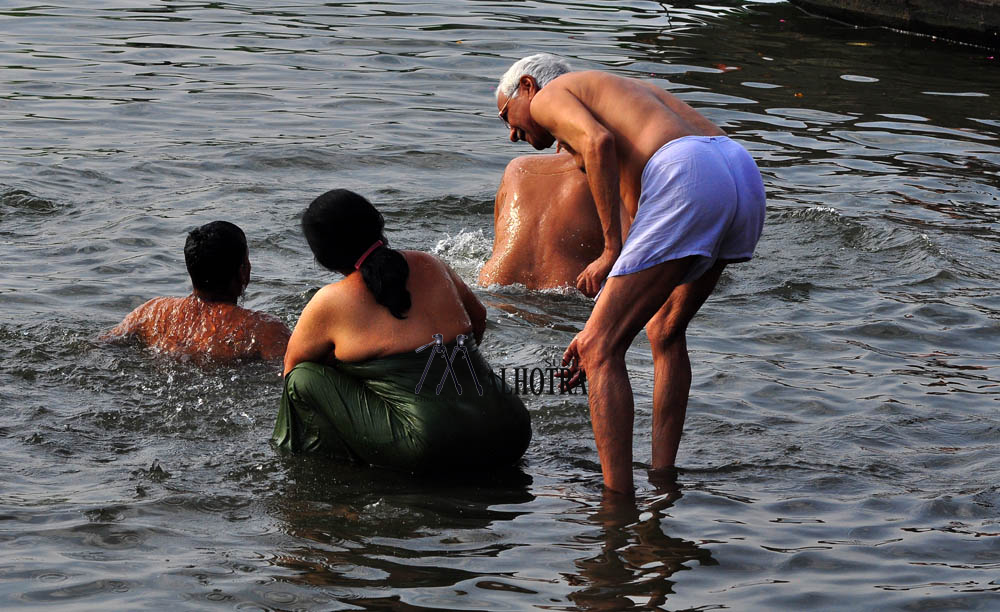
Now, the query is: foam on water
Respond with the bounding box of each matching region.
[431,228,493,281]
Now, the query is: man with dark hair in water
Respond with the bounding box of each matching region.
[105,221,290,363]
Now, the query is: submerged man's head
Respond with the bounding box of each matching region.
[184,220,249,302]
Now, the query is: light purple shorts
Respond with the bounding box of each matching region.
[609,135,766,285]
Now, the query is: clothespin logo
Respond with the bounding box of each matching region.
[415,333,462,395]
[448,334,483,396]
[414,333,483,396]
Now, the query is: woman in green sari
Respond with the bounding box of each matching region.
[274,189,530,472]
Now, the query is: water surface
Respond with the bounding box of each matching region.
[1,1,999,609]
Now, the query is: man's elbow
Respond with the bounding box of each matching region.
[100,320,136,343]
[263,338,290,365]
[585,131,614,161]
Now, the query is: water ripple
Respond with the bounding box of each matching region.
[1,1,999,610]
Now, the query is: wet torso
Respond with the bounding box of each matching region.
[479,153,603,289]
[110,295,290,362]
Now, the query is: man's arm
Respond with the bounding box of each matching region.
[531,87,622,297]
[282,287,337,376]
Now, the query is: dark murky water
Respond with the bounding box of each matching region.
[1,1,998,609]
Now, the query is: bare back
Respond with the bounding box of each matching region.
[479,153,603,289]
[534,71,724,213]
[106,296,291,363]
[284,250,486,370]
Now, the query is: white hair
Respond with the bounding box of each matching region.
[495,53,572,99]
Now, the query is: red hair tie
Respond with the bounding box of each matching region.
[354,239,383,270]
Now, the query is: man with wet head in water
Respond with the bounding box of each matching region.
[105,221,290,363]
[494,53,766,493]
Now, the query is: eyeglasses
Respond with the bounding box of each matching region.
[498,95,512,129]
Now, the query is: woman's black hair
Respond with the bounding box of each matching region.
[301,189,411,319]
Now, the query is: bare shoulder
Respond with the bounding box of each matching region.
[401,248,433,261]
[244,309,291,359]
[505,155,536,174]
[507,152,579,177]
[548,70,603,86]
[403,250,464,286]
[115,296,172,328]
[550,71,662,105]
[103,296,178,342]
[303,281,351,318]
[249,309,291,334]
[547,70,623,93]
[401,249,443,272]
[136,296,177,313]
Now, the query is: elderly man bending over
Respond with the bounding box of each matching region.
[494,54,766,493]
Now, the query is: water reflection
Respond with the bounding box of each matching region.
[264,462,718,610]
[266,455,535,601]
[569,473,714,611]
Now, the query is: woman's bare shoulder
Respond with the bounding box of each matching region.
[401,249,452,276]
[400,249,438,264]
[401,252,473,309]
[312,276,353,298]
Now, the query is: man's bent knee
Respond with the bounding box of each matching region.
[577,328,628,369]
[645,312,689,357]
[645,262,727,356]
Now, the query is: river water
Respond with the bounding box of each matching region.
[1,1,998,609]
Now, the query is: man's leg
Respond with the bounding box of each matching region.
[646,260,728,470]
[569,256,698,493]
